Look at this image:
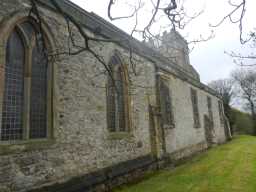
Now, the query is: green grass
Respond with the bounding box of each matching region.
[115,135,256,192]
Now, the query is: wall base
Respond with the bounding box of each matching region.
[28,155,158,192]
[27,141,217,192]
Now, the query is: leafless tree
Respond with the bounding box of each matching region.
[209,0,256,66]
[232,69,256,135]
[108,0,213,44]
[208,79,234,133]
[108,0,256,66]
[225,34,256,66]
[28,0,213,93]
[208,79,234,106]
[29,0,256,83]
[210,0,248,44]
[29,0,143,94]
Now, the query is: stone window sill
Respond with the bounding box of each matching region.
[0,138,56,155]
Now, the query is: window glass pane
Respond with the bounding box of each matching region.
[218,101,224,124]
[19,21,35,42]
[29,33,48,139]
[191,88,200,128]
[116,66,125,131]
[207,96,214,124]
[160,79,174,126]
[1,29,25,141]
[107,55,127,132]
[107,75,116,132]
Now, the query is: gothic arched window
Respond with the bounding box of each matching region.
[107,54,129,132]
[0,19,51,141]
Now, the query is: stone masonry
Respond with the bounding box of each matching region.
[0,0,231,191]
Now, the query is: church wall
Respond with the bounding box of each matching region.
[0,1,228,192]
[0,1,157,191]
[158,71,226,160]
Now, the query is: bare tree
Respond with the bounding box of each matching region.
[208,79,234,133]
[225,34,256,67]
[232,69,256,135]
[208,79,234,107]
[107,0,213,44]
[109,0,256,65]
[210,0,248,44]
[106,0,255,43]
[208,0,256,66]
[29,0,256,83]
[29,0,144,94]
[28,0,213,91]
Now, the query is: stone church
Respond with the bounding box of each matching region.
[0,0,231,191]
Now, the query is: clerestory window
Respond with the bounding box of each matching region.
[0,19,51,142]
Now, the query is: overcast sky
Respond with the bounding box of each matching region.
[70,0,255,84]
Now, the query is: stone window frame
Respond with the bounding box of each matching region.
[159,77,175,129]
[0,11,55,146]
[218,100,225,125]
[207,96,214,128]
[190,88,201,128]
[106,51,131,138]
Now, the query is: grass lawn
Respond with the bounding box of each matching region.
[115,135,256,192]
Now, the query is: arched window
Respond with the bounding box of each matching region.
[1,19,50,141]
[107,54,129,132]
[207,96,214,128]
[191,88,201,128]
[159,78,175,129]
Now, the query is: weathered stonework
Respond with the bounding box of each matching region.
[0,0,231,192]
